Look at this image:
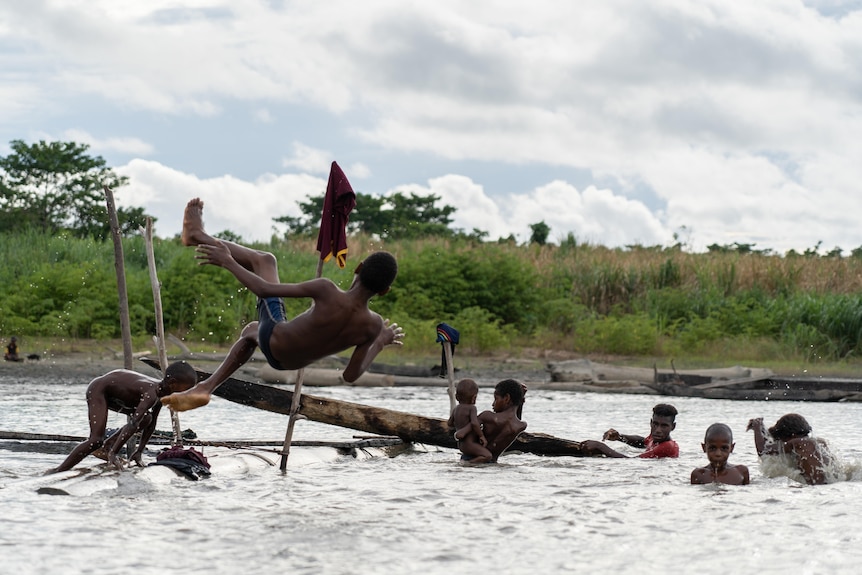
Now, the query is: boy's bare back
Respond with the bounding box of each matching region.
[479,408,527,461]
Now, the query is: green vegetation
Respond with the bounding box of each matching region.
[4,231,862,369]
[4,137,862,371]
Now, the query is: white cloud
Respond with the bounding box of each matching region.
[116,159,326,242]
[282,142,332,175]
[3,1,862,254]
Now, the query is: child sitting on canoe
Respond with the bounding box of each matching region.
[162,198,404,412]
[691,423,750,485]
[448,378,492,463]
[49,362,197,473]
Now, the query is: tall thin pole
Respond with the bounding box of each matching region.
[143,218,182,446]
[279,258,326,472]
[104,186,135,458]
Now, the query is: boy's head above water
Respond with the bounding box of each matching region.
[768,413,812,440]
[649,403,678,441]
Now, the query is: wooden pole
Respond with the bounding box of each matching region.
[280,257,326,472]
[443,342,456,413]
[104,186,133,369]
[104,186,136,458]
[142,218,183,446]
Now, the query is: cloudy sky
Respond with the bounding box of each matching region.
[2,0,862,253]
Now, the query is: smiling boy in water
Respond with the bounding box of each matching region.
[581,403,680,458]
[691,423,750,485]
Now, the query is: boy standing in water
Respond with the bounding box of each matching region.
[581,403,680,458]
[448,378,492,463]
[691,423,750,485]
[747,413,834,485]
[50,362,197,473]
[162,198,404,412]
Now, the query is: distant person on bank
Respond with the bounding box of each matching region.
[4,336,22,362]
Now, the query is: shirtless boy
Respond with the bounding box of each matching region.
[581,403,679,458]
[691,423,750,485]
[162,198,403,411]
[448,378,492,463]
[50,362,197,473]
[747,413,834,485]
[474,379,528,462]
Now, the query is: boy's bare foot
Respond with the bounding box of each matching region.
[161,387,212,412]
[181,198,210,246]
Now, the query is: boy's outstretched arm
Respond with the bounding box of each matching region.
[746,417,769,455]
[342,319,404,383]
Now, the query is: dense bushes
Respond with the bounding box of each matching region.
[4,230,862,363]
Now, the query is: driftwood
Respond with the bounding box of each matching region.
[142,358,589,457]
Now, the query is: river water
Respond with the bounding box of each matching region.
[2,372,862,575]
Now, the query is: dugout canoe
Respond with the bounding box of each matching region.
[642,376,862,402]
[142,358,589,457]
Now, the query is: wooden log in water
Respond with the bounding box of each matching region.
[142,358,590,457]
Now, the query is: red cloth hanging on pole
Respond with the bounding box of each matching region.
[316,161,356,268]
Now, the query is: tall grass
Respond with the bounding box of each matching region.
[4,231,862,364]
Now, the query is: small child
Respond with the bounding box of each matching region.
[691,423,750,485]
[448,378,492,464]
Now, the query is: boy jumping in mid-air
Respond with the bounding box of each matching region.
[50,362,197,473]
[448,378,492,463]
[691,422,750,485]
[580,403,680,458]
[162,198,403,412]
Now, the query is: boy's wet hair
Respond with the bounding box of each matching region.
[652,403,678,421]
[769,413,811,440]
[495,379,524,406]
[455,378,479,402]
[359,251,398,294]
[704,422,733,442]
[165,361,198,385]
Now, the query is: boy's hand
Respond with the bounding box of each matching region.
[603,429,621,441]
[382,319,405,346]
[479,434,487,446]
[746,417,763,432]
[195,240,233,268]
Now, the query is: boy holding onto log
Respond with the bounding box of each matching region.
[580,403,679,458]
[448,378,492,463]
[162,198,404,412]
[49,362,197,473]
[691,423,750,485]
[747,413,835,485]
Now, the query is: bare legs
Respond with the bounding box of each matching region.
[162,323,259,411]
[181,197,280,282]
[162,198,278,412]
